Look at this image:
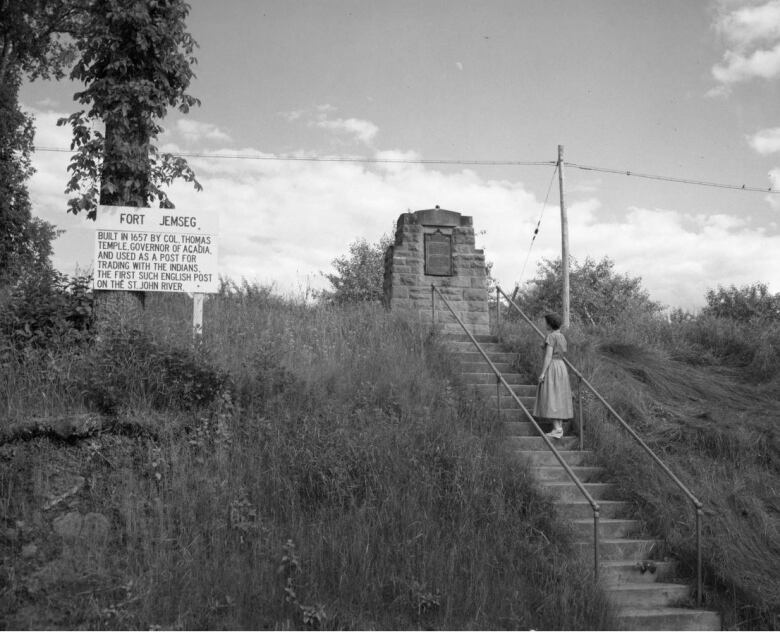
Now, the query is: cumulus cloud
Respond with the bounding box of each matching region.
[748,126,780,153]
[282,105,379,145]
[24,107,780,309]
[312,115,378,145]
[710,0,780,88]
[175,119,232,144]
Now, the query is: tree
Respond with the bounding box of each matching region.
[516,256,661,325]
[57,0,202,218]
[0,0,78,283]
[321,235,393,304]
[702,283,780,322]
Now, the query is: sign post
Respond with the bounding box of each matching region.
[93,205,219,337]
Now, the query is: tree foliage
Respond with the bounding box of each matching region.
[516,256,661,325]
[57,0,202,217]
[702,283,780,322]
[0,1,76,283]
[321,236,393,304]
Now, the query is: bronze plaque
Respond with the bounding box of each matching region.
[425,231,452,276]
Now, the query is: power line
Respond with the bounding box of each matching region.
[33,146,554,167]
[568,162,777,194]
[33,146,778,193]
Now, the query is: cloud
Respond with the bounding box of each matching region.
[312,115,379,145]
[455,62,463,71]
[282,105,379,146]
[747,126,780,154]
[174,119,232,144]
[24,108,780,310]
[710,1,780,87]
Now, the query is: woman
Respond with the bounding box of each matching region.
[533,313,573,439]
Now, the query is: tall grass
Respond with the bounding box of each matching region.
[499,308,780,630]
[0,289,614,630]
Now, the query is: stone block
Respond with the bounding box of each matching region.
[464,289,487,301]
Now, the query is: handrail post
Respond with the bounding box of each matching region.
[431,284,435,329]
[496,286,501,342]
[696,506,703,606]
[594,510,600,581]
[577,376,584,452]
[496,376,501,424]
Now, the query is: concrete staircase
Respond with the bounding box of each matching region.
[444,333,721,631]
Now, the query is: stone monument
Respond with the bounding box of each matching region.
[383,207,490,335]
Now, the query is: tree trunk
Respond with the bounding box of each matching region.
[93,119,150,329]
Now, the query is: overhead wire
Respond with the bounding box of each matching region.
[33,146,778,193]
[33,147,554,167]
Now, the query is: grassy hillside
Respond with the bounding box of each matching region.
[0,287,614,630]
[500,309,780,630]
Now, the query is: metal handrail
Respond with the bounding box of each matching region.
[431,284,602,580]
[496,286,704,606]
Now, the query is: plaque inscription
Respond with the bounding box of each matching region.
[425,231,453,276]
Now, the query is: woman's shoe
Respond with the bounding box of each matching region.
[545,428,563,439]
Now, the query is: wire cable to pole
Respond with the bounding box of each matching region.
[568,162,777,194]
[516,164,559,287]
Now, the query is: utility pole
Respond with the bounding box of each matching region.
[558,144,570,329]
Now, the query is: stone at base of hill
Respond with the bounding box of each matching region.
[53,511,110,544]
[0,413,104,444]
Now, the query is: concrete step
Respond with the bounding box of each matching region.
[556,499,631,519]
[614,607,721,630]
[458,361,514,373]
[506,435,579,451]
[470,383,536,397]
[571,518,642,539]
[532,465,607,483]
[518,450,596,467]
[504,420,563,436]
[606,582,691,608]
[600,560,677,585]
[444,341,509,354]
[442,328,498,344]
[543,481,618,501]
[451,351,517,364]
[575,538,661,561]
[482,393,536,408]
[461,371,524,385]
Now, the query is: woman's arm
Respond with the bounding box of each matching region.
[539,343,553,382]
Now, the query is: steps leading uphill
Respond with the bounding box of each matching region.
[443,333,721,631]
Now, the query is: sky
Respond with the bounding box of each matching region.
[19,0,780,310]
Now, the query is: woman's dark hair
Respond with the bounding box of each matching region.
[544,313,562,330]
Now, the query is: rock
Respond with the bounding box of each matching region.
[53,512,83,541]
[82,512,110,542]
[0,527,19,544]
[21,543,38,559]
[53,511,109,543]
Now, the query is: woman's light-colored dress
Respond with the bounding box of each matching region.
[533,331,573,420]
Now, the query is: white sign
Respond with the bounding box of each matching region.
[93,205,219,293]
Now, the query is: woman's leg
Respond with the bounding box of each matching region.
[546,419,563,438]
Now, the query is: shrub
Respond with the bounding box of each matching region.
[0,268,93,349]
[73,324,230,414]
[703,283,780,322]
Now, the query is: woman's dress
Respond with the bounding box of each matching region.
[533,331,573,420]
